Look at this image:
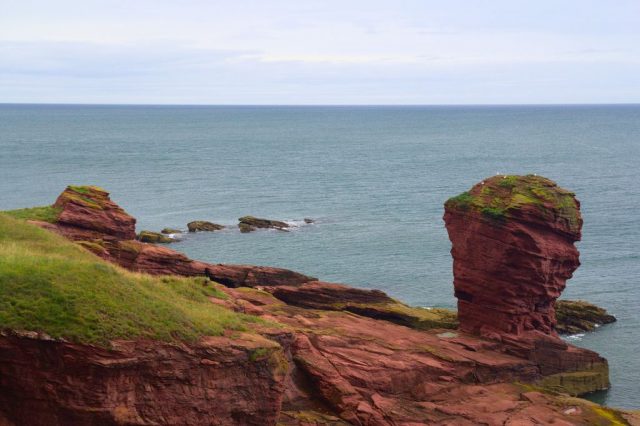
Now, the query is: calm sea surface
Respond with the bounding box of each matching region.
[1,104,638,408]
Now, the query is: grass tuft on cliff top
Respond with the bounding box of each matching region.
[445,175,580,231]
[0,213,260,346]
[1,205,62,223]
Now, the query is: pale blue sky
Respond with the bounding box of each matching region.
[1,0,639,104]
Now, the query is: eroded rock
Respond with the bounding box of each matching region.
[187,221,224,232]
[239,216,289,232]
[137,230,174,244]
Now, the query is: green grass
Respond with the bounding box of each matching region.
[446,175,581,232]
[0,214,260,346]
[1,206,62,223]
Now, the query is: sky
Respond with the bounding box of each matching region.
[1,0,639,104]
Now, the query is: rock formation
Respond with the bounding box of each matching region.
[444,175,582,338]
[444,175,609,394]
[187,220,224,232]
[2,182,634,425]
[137,230,175,243]
[238,216,289,232]
[555,300,617,334]
[0,330,287,426]
[53,185,136,240]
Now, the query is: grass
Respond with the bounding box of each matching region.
[1,205,62,223]
[445,175,581,231]
[0,214,261,346]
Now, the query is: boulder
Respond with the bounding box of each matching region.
[137,230,174,244]
[187,221,224,232]
[555,300,616,334]
[160,227,182,234]
[239,216,289,232]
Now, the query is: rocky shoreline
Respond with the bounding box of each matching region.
[0,178,636,425]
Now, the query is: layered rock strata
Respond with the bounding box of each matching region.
[444,175,609,391]
[2,182,632,425]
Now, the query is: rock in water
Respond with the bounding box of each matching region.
[187,221,224,232]
[238,216,289,231]
[160,227,181,234]
[137,230,174,244]
[556,300,616,334]
[444,175,582,337]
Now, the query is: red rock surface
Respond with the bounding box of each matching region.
[53,186,137,240]
[444,175,582,338]
[0,330,286,426]
[10,182,634,425]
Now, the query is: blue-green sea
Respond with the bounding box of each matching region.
[1,104,638,408]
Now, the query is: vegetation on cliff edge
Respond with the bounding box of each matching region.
[445,175,580,231]
[0,214,261,346]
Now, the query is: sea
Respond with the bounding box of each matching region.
[0,104,638,409]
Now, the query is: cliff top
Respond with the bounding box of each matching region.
[445,174,581,235]
[0,213,262,346]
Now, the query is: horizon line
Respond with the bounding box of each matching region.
[1,102,639,108]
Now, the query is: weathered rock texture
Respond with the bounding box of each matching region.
[556,300,617,334]
[53,186,136,240]
[7,182,634,426]
[0,330,287,426]
[239,216,289,232]
[187,221,224,232]
[137,230,174,244]
[444,175,609,395]
[444,175,582,337]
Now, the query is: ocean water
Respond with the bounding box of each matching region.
[1,104,638,408]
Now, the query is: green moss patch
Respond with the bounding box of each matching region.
[0,214,262,346]
[1,205,62,223]
[445,175,581,232]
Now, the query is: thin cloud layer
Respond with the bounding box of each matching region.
[1,0,639,104]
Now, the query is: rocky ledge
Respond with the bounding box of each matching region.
[239,215,289,232]
[0,180,636,425]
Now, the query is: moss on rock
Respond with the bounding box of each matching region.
[445,175,581,232]
[138,230,174,244]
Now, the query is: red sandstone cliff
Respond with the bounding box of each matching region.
[444,175,582,338]
[3,182,633,425]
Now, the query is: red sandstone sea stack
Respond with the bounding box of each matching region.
[444,175,582,339]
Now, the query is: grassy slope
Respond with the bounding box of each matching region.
[2,205,62,223]
[0,213,261,346]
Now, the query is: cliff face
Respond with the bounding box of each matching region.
[0,331,287,426]
[1,182,632,425]
[443,175,609,392]
[444,175,582,337]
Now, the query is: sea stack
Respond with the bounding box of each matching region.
[444,175,582,338]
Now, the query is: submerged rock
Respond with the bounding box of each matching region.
[137,230,174,244]
[556,300,616,334]
[303,218,314,224]
[160,227,181,234]
[238,216,289,232]
[187,221,224,232]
